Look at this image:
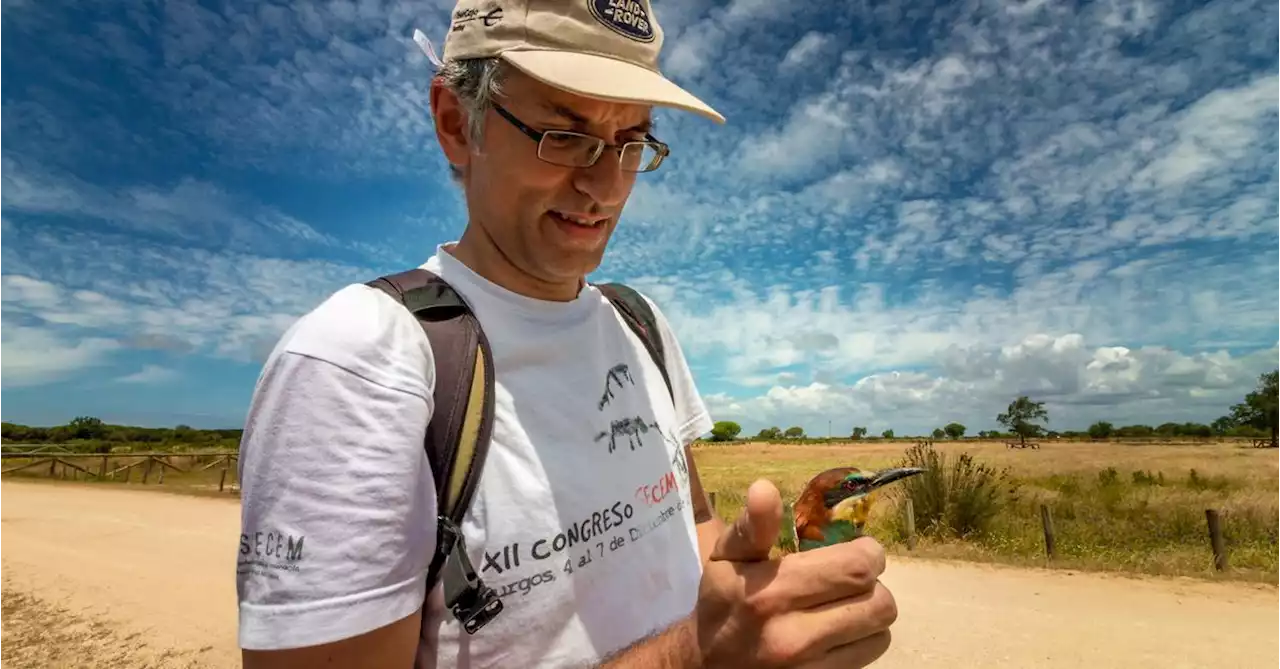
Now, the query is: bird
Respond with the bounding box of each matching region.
[792,466,927,551]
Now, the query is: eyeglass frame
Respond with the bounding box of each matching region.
[489,101,671,173]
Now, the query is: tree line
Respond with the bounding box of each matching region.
[1,416,242,452]
[5,371,1276,451]
[708,369,1278,448]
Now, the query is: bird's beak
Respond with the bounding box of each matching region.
[868,467,927,491]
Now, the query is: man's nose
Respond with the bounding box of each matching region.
[572,150,633,208]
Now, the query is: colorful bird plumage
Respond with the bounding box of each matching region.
[792,466,926,551]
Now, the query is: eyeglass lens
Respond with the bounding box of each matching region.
[537,131,661,172]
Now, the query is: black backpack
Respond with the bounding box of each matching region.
[365,268,673,636]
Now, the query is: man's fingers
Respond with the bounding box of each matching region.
[795,630,894,669]
[776,579,898,657]
[751,536,886,611]
[710,479,783,563]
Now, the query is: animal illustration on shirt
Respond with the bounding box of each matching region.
[597,363,636,411]
[594,415,660,453]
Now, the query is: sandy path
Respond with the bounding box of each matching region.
[2,480,1277,668]
[2,481,242,668]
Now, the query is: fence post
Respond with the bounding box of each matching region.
[1205,509,1227,571]
[219,467,228,493]
[1039,503,1056,559]
[708,491,717,513]
[904,499,916,550]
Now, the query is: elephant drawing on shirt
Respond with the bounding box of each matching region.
[594,415,660,454]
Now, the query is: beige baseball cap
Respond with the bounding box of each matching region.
[419,0,724,124]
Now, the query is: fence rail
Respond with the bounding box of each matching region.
[1,451,240,492]
[706,491,1238,572]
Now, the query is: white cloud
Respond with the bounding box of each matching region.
[780,32,833,70]
[1,326,122,389]
[117,365,180,385]
[1,0,454,179]
[1,224,378,380]
[2,0,1274,437]
[596,0,1279,287]
[0,158,334,252]
[635,246,1276,385]
[705,334,1277,436]
[1128,74,1278,192]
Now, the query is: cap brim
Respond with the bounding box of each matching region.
[500,49,725,125]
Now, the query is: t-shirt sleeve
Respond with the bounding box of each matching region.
[642,295,714,447]
[235,284,438,651]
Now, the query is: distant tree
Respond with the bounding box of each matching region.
[69,415,106,440]
[1228,370,1278,448]
[943,422,966,439]
[997,396,1049,448]
[755,426,782,440]
[1179,422,1213,438]
[1210,416,1235,436]
[931,427,945,440]
[881,429,894,439]
[1088,421,1113,440]
[709,421,741,442]
[1115,424,1154,438]
[2,422,32,441]
[784,426,805,439]
[850,426,868,440]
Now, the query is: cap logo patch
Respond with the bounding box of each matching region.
[589,0,655,42]
[451,4,503,32]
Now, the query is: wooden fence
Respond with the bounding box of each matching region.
[706,492,1239,572]
[0,450,241,492]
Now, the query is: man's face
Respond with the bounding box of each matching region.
[441,67,653,294]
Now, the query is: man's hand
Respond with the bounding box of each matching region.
[692,479,897,668]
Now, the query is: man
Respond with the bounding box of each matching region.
[236,1,899,667]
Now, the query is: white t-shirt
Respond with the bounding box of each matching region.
[235,244,714,667]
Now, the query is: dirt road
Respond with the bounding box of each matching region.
[2,480,1276,668]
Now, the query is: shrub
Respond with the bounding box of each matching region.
[890,442,1017,539]
[1132,470,1165,486]
[1186,468,1232,492]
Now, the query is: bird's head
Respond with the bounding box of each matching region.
[807,466,928,526]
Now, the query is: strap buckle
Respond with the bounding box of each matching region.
[437,517,504,635]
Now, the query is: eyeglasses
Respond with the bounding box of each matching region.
[491,101,670,173]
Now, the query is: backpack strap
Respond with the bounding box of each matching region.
[365,268,504,635]
[595,282,673,404]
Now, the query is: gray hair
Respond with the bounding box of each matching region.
[434,57,508,183]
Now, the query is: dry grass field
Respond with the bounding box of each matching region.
[4,438,1276,586]
[3,479,1277,669]
[692,438,1280,583]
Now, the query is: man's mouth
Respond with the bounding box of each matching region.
[549,210,607,228]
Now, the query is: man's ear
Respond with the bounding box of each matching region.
[429,77,472,175]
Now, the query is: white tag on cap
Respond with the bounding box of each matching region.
[412,28,445,67]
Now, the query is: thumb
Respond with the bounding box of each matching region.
[710,479,783,562]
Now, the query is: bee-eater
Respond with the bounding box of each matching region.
[792,467,927,551]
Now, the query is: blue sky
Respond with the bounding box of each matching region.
[2,0,1277,437]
